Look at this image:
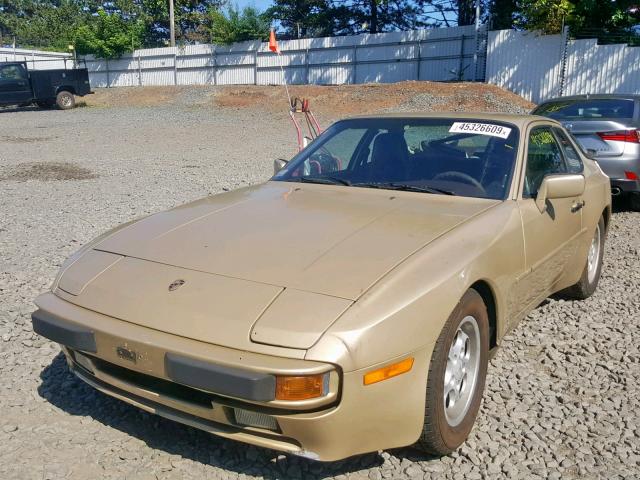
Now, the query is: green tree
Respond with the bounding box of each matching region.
[515,0,639,36]
[208,5,270,44]
[133,0,225,45]
[267,0,460,37]
[488,0,517,29]
[569,0,639,35]
[74,9,145,58]
[0,0,91,50]
[517,0,573,33]
[266,0,336,38]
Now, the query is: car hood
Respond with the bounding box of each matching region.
[55,182,498,351]
[93,181,498,300]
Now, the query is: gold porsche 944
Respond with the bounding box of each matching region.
[32,113,611,461]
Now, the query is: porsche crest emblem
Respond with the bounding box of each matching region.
[168,279,186,292]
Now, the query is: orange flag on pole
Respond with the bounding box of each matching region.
[269,28,281,54]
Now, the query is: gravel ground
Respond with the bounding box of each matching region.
[0,89,639,480]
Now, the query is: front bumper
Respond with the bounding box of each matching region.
[32,292,429,461]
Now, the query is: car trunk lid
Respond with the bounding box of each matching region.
[564,119,635,157]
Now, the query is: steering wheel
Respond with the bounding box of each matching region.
[312,148,342,173]
[433,171,486,192]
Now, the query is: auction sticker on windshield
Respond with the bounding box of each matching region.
[449,122,512,139]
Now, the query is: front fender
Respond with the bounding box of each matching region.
[306,201,524,372]
[51,215,150,291]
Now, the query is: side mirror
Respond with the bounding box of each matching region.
[273,158,289,175]
[585,148,598,159]
[535,174,585,213]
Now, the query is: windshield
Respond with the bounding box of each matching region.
[534,99,635,120]
[273,118,520,200]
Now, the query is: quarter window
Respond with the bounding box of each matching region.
[554,128,584,174]
[524,127,566,197]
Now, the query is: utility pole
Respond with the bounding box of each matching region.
[169,0,176,47]
[473,0,481,81]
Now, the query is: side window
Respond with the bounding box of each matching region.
[553,128,584,174]
[0,64,26,81]
[524,127,566,197]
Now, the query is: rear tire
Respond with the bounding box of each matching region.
[558,216,605,300]
[56,91,75,110]
[415,289,489,455]
[629,193,640,212]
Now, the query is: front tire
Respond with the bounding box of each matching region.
[56,91,75,110]
[415,289,489,455]
[558,216,605,300]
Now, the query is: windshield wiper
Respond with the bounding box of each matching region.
[353,182,455,195]
[292,176,352,186]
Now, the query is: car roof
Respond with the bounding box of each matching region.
[538,94,640,104]
[342,112,557,129]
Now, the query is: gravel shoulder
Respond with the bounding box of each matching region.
[0,84,638,480]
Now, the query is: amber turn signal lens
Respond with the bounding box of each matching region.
[363,357,414,385]
[275,374,326,400]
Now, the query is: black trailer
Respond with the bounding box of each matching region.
[0,61,92,110]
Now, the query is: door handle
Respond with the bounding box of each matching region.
[571,200,585,213]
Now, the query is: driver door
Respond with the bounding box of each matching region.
[514,125,583,313]
[0,64,31,104]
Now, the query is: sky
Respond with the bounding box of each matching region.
[232,0,274,11]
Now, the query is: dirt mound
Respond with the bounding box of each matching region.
[85,81,534,117]
[214,81,534,116]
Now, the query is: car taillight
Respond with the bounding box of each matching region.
[596,130,640,143]
[625,171,638,180]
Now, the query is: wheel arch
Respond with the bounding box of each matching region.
[56,85,77,95]
[469,280,498,349]
[602,205,611,232]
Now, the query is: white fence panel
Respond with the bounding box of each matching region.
[177,68,213,85]
[140,69,175,86]
[215,53,255,66]
[357,43,418,62]
[420,59,462,81]
[309,65,352,84]
[309,48,353,65]
[108,71,138,87]
[177,54,214,68]
[79,25,487,88]
[89,72,109,88]
[486,29,640,103]
[486,30,564,103]
[563,39,640,97]
[216,66,255,85]
[356,61,419,83]
[139,54,174,70]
